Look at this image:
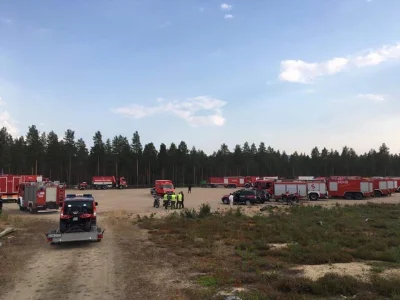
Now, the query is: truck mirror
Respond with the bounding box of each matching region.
[95,202,98,206]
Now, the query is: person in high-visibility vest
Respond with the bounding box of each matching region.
[171,193,177,209]
[177,192,183,209]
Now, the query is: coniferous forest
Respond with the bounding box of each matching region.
[0,125,398,187]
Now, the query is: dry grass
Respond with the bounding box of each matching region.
[136,203,400,299]
[0,212,56,296]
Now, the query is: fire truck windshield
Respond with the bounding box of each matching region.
[162,184,173,189]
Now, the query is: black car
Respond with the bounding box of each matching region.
[221,188,258,205]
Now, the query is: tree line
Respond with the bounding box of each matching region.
[0,125,398,187]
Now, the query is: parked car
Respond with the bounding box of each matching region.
[221,188,258,205]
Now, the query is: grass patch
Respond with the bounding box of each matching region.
[138,203,400,299]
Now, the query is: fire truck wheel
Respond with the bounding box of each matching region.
[344,192,353,200]
[354,193,363,200]
[309,193,318,201]
[29,206,37,214]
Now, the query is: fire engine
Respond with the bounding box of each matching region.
[326,176,374,200]
[18,181,66,213]
[154,180,175,196]
[0,174,44,203]
[371,177,397,196]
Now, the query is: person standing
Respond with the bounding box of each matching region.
[188,184,192,194]
[180,191,185,209]
[171,192,177,209]
[177,192,183,209]
[229,193,234,208]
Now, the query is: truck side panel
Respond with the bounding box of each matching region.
[0,176,7,193]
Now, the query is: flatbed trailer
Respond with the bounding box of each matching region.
[45,225,105,245]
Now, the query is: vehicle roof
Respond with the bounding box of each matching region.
[65,197,94,202]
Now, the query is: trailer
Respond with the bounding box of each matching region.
[45,226,105,245]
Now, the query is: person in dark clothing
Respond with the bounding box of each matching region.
[180,191,185,209]
[188,184,192,194]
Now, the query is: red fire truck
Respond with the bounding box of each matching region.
[326,176,374,200]
[154,180,175,196]
[371,177,397,196]
[78,176,128,190]
[205,176,260,188]
[255,178,328,201]
[18,181,66,213]
[0,174,45,203]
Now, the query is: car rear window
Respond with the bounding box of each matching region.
[64,200,93,213]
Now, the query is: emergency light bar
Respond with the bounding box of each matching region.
[66,194,94,198]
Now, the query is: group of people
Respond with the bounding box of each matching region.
[163,191,185,209]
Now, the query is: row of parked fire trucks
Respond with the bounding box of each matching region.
[203,175,400,200]
[0,174,66,213]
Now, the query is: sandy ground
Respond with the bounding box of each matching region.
[1,187,400,299]
[4,187,400,219]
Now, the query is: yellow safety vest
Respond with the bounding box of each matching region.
[171,194,177,201]
[177,194,182,201]
[163,194,168,200]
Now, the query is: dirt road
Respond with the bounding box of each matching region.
[1,217,121,300]
[0,214,192,300]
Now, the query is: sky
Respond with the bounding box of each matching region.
[1,0,400,156]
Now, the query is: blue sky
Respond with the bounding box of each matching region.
[1,0,400,155]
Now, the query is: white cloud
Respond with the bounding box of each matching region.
[0,97,19,136]
[279,42,400,83]
[221,3,232,10]
[112,96,227,127]
[357,93,386,102]
[224,14,234,19]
